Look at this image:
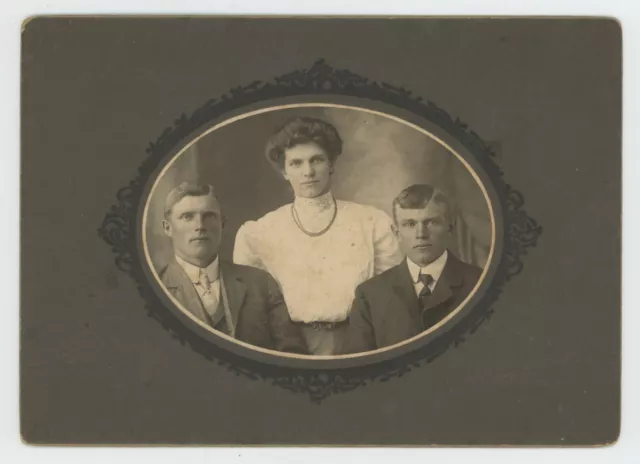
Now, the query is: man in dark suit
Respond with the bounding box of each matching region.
[342,184,482,353]
[159,182,307,354]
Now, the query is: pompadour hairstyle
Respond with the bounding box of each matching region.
[392,183,454,225]
[265,117,343,171]
[163,182,217,219]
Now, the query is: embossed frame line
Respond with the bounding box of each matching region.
[98,59,542,403]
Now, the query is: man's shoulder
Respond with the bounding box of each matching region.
[357,261,406,293]
[158,264,169,279]
[223,261,275,284]
[158,259,180,284]
[446,252,483,283]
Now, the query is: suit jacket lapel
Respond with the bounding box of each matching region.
[161,260,208,323]
[220,261,247,333]
[424,252,464,311]
[389,262,422,328]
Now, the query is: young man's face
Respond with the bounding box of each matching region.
[394,201,451,267]
[163,194,223,267]
[282,142,332,199]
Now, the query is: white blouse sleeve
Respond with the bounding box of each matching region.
[371,209,403,274]
[233,221,267,272]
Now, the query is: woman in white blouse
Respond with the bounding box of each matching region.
[233,117,402,355]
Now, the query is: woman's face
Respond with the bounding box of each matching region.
[282,142,333,198]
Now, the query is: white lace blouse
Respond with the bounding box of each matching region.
[233,193,403,323]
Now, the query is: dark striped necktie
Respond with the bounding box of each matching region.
[418,272,434,299]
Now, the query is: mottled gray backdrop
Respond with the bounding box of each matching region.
[146,106,492,273]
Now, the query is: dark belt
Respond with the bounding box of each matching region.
[294,319,349,331]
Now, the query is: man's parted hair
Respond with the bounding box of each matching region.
[392,183,454,225]
[265,117,343,171]
[163,182,218,219]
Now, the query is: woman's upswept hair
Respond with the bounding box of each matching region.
[265,117,343,171]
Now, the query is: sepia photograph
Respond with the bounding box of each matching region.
[142,104,495,358]
[19,14,621,447]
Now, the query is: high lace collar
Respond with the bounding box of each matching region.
[293,191,335,214]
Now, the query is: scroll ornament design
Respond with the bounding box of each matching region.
[98,60,542,403]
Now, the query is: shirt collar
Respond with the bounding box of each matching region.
[175,255,220,284]
[406,249,449,284]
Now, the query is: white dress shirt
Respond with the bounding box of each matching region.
[175,254,221,310]
[406,249,449,297]
[233,192,403,323]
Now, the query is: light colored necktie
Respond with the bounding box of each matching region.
[198,270,213,295]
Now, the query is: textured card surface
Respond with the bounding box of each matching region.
[20,17,620,445]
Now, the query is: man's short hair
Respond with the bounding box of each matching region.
[163,182,217,219]
[265,117,343,171]
[392,184,454,225]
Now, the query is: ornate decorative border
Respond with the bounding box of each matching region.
[98,59,542,404]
